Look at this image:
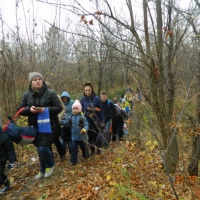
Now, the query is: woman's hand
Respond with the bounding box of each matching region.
[30,106,45,113]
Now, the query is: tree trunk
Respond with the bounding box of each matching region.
[188,135,200,176]
[155,0,179,174]
[164,132,179,174]
[188,13,200,176]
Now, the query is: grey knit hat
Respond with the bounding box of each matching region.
[28,72,44,83]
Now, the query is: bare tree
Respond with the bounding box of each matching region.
[186,1,200,176]
[48,0,198,176]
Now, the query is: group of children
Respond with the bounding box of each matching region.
[0,83,132,195]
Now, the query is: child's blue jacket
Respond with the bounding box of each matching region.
[60,114,89,141]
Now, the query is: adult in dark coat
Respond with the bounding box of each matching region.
[80,83,105,155]
[0,127,17,195]
[18,72,62,179]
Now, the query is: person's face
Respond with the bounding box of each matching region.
[101,95,107,102]
[113,97,118,102]
[84,86,92,97]
[62,97,68,102]
[72,107,79,115]
[31,77,43,90]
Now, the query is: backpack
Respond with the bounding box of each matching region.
[114,104,121,115]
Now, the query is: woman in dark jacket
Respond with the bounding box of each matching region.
[18,72,62,179]
[80,83,105,155]
[0,127,17,195]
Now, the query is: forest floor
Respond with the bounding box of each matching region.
[1,134,200,200]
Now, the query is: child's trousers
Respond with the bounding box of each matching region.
[70,140,88,164]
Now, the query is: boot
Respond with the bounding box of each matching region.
[96,149,101,155]
[60,154,66,161]
[0,179,10,195]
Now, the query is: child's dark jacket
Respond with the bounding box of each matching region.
[0,127,17,164]
[112,107,128,124]
[102,100,116,123]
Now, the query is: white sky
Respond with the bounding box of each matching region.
[0,0,126,42]
[0,0,61,40]
[0,0,193,42]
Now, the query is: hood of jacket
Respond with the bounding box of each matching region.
[61,91,71,100]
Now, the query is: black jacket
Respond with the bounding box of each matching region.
[102,100,116,123]
[112,108,128,124]
[0,127,17,165]
[18,83,62,146]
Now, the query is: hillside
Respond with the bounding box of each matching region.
[1,135,200,200]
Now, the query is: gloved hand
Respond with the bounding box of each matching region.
[60,117,67,126]
[81,128,87,134]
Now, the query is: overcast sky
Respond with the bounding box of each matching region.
[0,0,60,36]
[0,0,192,41]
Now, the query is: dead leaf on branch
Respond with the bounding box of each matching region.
[80,15,85,22]
[89,20,93,25]
[94,10,102,15]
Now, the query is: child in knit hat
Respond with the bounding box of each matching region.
[60,100,89,165]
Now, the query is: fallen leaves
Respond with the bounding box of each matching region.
[1,139,199,200]
[106,174,111,181]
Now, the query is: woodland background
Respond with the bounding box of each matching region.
[0,0,200,199]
